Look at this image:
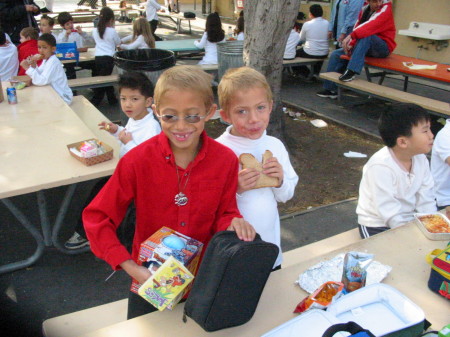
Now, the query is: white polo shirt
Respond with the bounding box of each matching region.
[431,119,450,207]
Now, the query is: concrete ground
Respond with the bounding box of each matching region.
[1,2,449,336]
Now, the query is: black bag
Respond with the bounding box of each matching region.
[183,231,279,332]
[184,11,196,18]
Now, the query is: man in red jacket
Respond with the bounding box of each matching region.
[317,0,396,99]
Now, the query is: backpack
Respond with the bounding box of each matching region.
[183,231,279,331]
[183,12,196,18]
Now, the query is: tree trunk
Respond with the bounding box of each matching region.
[243,0,300,141]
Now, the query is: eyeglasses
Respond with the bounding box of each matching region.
[156,114,207,123]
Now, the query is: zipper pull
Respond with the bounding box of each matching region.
[182,310,187,323]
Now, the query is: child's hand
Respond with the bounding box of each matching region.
[237,168,260,194]
[98,121,118,134]
[76,26,83,34]
[263,157,284,187]
[119,129,133,144]
[120,260,152,284]
[227,218,256,241]
[30,54,42,62]
[65,29,72,37]
[20,59,31,70]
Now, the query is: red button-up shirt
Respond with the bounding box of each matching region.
[83,131,241,270]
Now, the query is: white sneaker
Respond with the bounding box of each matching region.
[64,232,90,250]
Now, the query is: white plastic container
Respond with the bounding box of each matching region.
[414,213,450,240]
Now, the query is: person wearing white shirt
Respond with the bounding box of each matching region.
[431,119,450,209]
[283,27,301,59]
[22,33,73,104]
[357,104,436,238]
[120,17,155,50]
[194,12,225,65]
[0,31,19,81]
[146,0,164,41]
[90,7,121,106]
[216,67,298,268]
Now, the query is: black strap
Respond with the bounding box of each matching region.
[322,321,375,337]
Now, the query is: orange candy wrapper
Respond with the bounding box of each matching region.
[294,281,344,313]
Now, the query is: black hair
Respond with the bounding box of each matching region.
[293,22,302,31]
[41,14,55,26]
[97,7,115,39]
[38,33,56,47]
[118,72,154,98]
[309,4,323,18]
[0,29,6,45]
[378,103,430,148]
[205,12,225,43]
[57,12,73,26]
[235,16,244,35]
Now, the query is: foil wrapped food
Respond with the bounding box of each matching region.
[296,253,392,294]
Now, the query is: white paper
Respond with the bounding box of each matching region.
[344,151,367,158]
[402,62,437,70]
[310,119,328,128]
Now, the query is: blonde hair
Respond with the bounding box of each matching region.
[133,17,155,48]
[218,67,272,113]
[154,65,214,110]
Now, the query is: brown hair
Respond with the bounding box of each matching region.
[21,27,39,40]
[132,17,155,48]
[154,65,214,110]
[218,67,272,113]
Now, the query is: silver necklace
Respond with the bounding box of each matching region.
[174,166,190,206]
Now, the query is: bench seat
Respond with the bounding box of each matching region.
[319,72,450,116]
[68,75,119,90]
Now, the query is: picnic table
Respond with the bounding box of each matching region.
[47,222,447,337]
[0,83,119,274]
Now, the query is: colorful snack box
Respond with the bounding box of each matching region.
[131,226,203,310]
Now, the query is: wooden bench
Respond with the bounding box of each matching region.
[319,72,450,117]
[68,75,119,90]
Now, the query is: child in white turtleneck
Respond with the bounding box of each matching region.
[216,67,298,269]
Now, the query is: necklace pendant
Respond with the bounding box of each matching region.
[175,192,188,206]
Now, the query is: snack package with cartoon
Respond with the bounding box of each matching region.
[341,251,374,294]
[138,256,194,311]
[131,227,203,309]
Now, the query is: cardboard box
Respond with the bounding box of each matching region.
[131,227,203,309]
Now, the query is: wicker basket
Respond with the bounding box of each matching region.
[67,139,114,166]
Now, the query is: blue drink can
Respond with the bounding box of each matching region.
[7,87,18,104]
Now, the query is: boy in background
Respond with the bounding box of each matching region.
[39,14,57,40]
[83,65,256,319]
[216,67,298,269]
[357,103,436,238]
[65,71,162,250]
[18,27,41,76]
[21,33,73,105]
[431,119,450,212]
[0,29,19,81]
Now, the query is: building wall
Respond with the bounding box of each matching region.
[211,0,450,63]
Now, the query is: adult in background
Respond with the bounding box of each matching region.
[317,0,396,99]
[329,0,364,48]
[0,0,41,45]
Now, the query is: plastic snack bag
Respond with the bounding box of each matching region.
[294,281,344,313]
[341,251,374,293]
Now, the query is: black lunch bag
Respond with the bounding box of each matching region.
[183,231,279,332]
[184,11,196,18]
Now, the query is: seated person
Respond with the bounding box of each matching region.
[356,103,436,238]
[297,4,329,75]
[0,29,19,81]
[120,17,155,50]
[39,14,57,40]
[283,22,301,60]
[431,118,450,212]
[234,11,244,41]
[21,33,73,105]
[118,0,131,23]
[317,0,396,99]
[18,27,41,76]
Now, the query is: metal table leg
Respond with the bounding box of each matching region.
[51,184,90,255]
[0,199,45,274]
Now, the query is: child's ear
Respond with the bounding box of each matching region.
[396,136,409,148]
[204,103,217,122]
[145,97,153,108]
[219,109,232,124]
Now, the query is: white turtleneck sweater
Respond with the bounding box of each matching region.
[216,126,299,268]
